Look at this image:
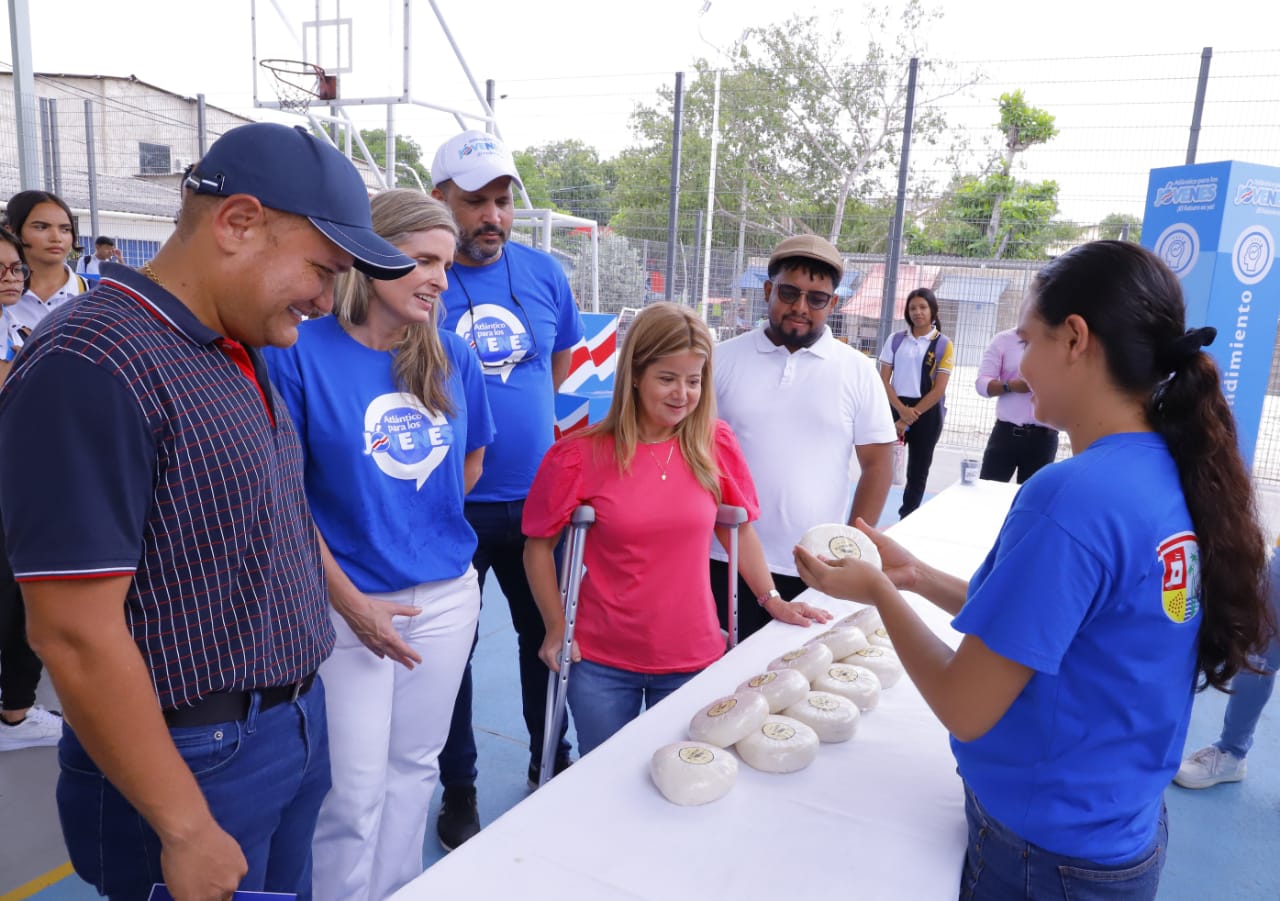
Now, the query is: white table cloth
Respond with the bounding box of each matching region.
[394,479,1020,901]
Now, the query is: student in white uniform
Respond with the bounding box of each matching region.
[4,191,87,340]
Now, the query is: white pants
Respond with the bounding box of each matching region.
[312,567,480,901]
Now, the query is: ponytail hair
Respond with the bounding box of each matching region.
[1031,240,1274,691]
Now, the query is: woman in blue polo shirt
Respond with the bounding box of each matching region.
[266,190,494,901]
[797,241,1272,899]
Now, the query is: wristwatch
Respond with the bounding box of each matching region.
[1002,380,1012,394]
[757,589,782,608]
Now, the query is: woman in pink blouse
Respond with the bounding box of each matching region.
[522,302,830,755]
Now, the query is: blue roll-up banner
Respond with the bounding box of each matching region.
[1142,161,1280,469]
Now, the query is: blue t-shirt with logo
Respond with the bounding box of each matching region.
[951,432,1199,865]
[265,315,494,593]
[439,241,583,502]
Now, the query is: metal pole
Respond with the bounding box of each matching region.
[700,68,721,322]
[48,98,62,197]
[84,100,100,243]
[691,209,703,312]
[197,93,208,156]
[386,105,396,188]
[1186,47,1212,165]
[485,79,496,115]
[39,97,53,192]
[665,71,685,303]
[9,0,40,190]
[878,58,919,354]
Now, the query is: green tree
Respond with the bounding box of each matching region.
[513,150,554,209]
[910,174,1075,260]
[516,140,616,225]
[985,91,1058,250]
[1099,212,1143,242]
[359,128,430,190]
[610,1,969,249]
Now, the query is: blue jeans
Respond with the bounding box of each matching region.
[960,783,1166,901]
[1218,552,1280,757]
[56,678,331,901]
[566,659,699,756]
[439,500,570,788]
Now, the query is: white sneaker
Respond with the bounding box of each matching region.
[0,705,63,751]
[1174,744,1247,789]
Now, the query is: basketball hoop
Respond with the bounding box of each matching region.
[260,58,338,114]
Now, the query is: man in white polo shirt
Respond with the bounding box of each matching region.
[711,234,897,638]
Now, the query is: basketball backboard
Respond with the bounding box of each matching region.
[251,0,408,109]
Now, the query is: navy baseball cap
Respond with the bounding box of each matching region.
[185,123,415,280]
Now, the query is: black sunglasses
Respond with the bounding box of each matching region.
[774,283,834,310]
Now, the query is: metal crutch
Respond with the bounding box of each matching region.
[539,505,596,788]
[717,505,748,649]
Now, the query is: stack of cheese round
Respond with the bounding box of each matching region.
[650,741,739,805]
[839,607,883,635]
[782,691,860,743]
[804,625,870,660]
[798,523,881,569]
[813,662,882,711]
[866,625,894,649]
[688,691,770,748]
[840,645,904,689]
[734,715,821,773]
[766,643,833,683]
[737,668,809,713]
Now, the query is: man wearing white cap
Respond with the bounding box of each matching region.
[430,130,584,848]
[0,123,417,899]
[712,234,897,639]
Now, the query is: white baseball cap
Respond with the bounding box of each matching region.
[431,130,524,192]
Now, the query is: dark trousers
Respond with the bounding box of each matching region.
[709,559,808,642]
[979,420,1059,484]
[438,500,570,790]
[893,398,943,518]
[0,531,41,712]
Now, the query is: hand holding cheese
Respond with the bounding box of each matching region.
[798,523,881,569]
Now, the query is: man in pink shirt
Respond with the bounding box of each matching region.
[975,328,1059,483]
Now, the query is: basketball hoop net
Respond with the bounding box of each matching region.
[260,58,338,114]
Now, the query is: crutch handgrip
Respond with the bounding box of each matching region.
[716,505,748,650]
[539,504,595,788]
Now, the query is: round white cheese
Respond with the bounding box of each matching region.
[838,607,883,635]
[766,643,834,683]
[804,625,870,660]
[650,741,739,806]
[813,663,882,711]
[687,690,770,748]
[737,668,810,713]
[734,715,821,773]
[798,523,882,569]
[782,691,860,743]
[840,645,904,689]
[866,625,894,648]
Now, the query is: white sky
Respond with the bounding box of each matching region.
[6,0,1279,221]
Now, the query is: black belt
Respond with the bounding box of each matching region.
[998,421,1057,437]
[163,672,316,728]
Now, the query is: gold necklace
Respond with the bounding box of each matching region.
[139,261,164,288]
[646,441,676,481]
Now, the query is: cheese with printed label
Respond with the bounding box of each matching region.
[813,663,882,711]
[737,668,810,713]
[799,523,882,569]
[840,645,904,689]
[782,691,860,743]
[766,643,834,683]
[688,690,771,748]
[804,625,870,660]
[650,741,739,805]
[838,607,883,635]
[734,715,821,773]
[866,626,894,649]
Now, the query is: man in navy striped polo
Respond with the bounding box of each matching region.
[0,123,415,901]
